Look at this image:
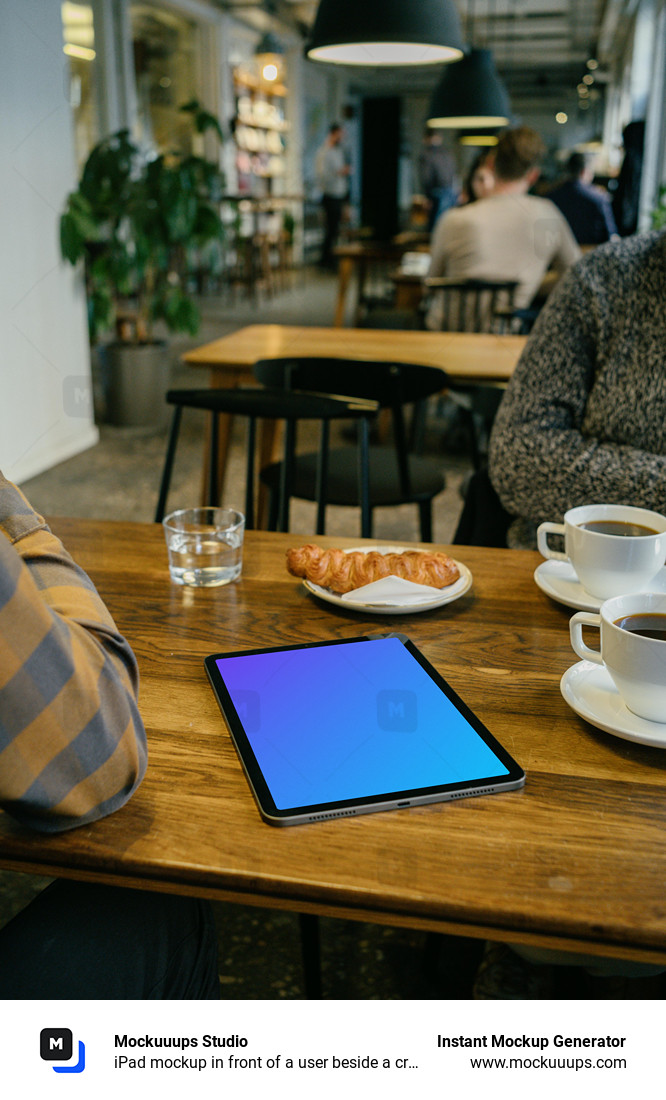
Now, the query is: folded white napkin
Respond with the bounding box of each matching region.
[340,575,445,606]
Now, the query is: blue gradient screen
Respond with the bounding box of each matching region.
[215,637,508,810]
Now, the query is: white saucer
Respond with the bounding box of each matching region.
[560,661,666,748]
[534,559,666,612]
[303,546,472,615]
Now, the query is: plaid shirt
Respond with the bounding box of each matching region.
[0,475,147,832]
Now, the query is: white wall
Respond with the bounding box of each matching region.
[0,0,98,484]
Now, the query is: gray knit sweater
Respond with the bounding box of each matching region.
[489,230,666,546]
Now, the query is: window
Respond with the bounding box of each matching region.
[61,1,98,167]
[129,3,199,155]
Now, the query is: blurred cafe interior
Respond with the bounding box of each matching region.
[2,0,666,1002]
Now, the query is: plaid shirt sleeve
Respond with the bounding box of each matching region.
[0,474,147,833]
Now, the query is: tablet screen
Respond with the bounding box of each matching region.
[205,634,524,825]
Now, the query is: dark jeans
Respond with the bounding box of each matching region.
[320,194,345,266]
[453,466,513,548]
[0,880,220,999]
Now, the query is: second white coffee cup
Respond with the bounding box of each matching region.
[537,503,666,599]
[570,592,666,723]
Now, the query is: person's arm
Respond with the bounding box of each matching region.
[600,194,619,240]
[488,267,666,524]
[0,475,147,833]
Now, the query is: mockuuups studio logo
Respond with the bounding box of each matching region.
[377,689,417,732]
[40,1028,86,1073]
[62,376,93,419]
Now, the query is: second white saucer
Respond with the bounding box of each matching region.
[560,660,666,748]
[534,559,666,612]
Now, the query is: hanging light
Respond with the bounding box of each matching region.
[255,32,284,82]
[427,48,511,128]
[305,0,465,66]
[458,129,501,146]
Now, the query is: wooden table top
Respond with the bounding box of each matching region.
[183,324,527,384]
[3,520,666,965]
[333,241,428,259]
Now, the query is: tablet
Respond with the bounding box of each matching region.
[204,633,525,826]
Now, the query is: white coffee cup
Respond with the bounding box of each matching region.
[537,503,666,599]
[570,592,666,723]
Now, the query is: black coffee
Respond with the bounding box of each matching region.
[614,613,666,640]
[579,520,658,537]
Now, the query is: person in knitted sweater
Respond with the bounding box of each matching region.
[489,229,666,548]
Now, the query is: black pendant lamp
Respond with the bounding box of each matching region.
[306,0,465,66]
[427,48,510,128]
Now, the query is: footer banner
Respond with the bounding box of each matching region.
[1,998,654,1099]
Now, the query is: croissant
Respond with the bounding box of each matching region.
[286,544,459,594]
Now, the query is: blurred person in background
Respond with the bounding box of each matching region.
[315,122,351,268]
[548,151,618,245]
[612,120,646,237]
[425,126,580,329]
[458,149,495,205]
[418,128,459,231]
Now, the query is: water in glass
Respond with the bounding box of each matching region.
[168,528,243,586]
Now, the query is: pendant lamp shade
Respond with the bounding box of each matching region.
[306,0,465,66]
[428,48,511,128]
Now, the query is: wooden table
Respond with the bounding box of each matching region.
[183,324,526,514]
[183,324,526,515]
[2,519,666,967]
[333,242,429,326]
[184,324,526,384]
[390,270,423,309]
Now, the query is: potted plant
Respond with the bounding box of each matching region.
[60,100,226,427]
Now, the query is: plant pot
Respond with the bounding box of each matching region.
[99,342,171,428]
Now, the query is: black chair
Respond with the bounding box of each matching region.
[252,357,449,541]
[154,386,378,528]
[422,277,521,469]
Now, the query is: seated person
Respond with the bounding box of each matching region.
[458,149,495,205]
[486,231,666,991]
[425,126,581,330]
[0,473,219,997]
[548,151,618,245]
[489,229,666,550]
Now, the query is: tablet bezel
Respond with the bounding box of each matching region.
[204,633,525,826]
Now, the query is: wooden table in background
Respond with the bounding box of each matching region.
[333,241,430,326]
[184,324,526,384]
[2,519,665,967]
[184,324,527,511]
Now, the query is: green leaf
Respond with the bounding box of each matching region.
[191,204,224,244]
[88,286,115,341]
[155,287,201,335]
[180,99,223,141]
[60,211,84,264]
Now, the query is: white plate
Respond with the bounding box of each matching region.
[534,559,666,612]
[302,545,473,615]
[560,660,666,748]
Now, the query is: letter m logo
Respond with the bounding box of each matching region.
[40,1028,73,1061]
